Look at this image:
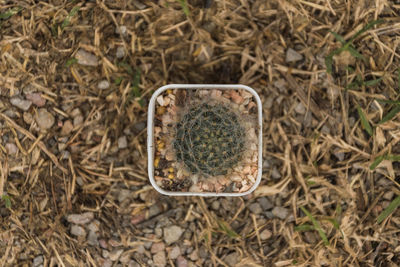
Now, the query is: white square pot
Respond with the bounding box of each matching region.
[147,84,263,196]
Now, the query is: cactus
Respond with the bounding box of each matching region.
[173,102,246,176]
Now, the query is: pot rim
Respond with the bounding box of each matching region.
[147,84,263,197]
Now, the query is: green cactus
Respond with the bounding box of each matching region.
[173,103,245,176]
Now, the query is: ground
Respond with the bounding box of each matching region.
[1,1,400,267]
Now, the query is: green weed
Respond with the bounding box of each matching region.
[177,0,190,16]
[325,20,383,74]
[377,195,400,224]
[1,195,11,208]
[299,206,329,246]
[356,105,373,136]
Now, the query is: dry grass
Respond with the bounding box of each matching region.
[1,0,400,266]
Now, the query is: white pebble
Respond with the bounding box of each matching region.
[10,96,32,111]
[116,46,125,58]
[118,136,128,149]
[98,80,110,90]
[35,108,55,130]
[67,212,94,224]
[75,49,99,66]
[70,225,86,237]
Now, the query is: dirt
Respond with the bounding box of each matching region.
[1,1,400,266]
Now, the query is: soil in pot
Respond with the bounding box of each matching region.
[153,88,259,194]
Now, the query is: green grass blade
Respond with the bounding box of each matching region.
[1,195,11,208]
[325,54,334,74]
[0,7,22,19]
[376,99,400,105]
[131,69,141,97]
[377,195,400,224]
[118,62,134,76]
[378,105,400,124]
[217,220,240,238]
[65,58,77,67]
[178,0,190,16]
[348,19,383,44]
[398,68,400,90]
[386,154,400,161]
[294,224,315,232]
[335,203,342,216]
[114,77,123,86]
[300,206,329,246]
[347,46,365,60]
[330,31,345,44]
[356,105,373,136]
[370,154,386,170]
[61,6,80,29]
[364,77,383,87]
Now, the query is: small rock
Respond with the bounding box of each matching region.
[109,249,124,261]
[144,241,153,249]
[70,108,81,118]
[258,197,273,210]
[304,231,317,244]
[73,115,84,127]
[61,151,70,160]
[272,207,289,220]
[224,252,238,266]
[321,125,330,134]
[5,143,18,155]
[294,102,306,115]
[33,255,44,267]
[67,212,94,224]
[136,244,145,254]
[286,48,303,62]
[4,110,17,118]
[198,246,208,259]
[61,120,73,136]
[120,252,131,264]
[102,249,110,259]
[87,220,100,232]
[260,229,272,240]
[88,230,99,246]
[35,108,55,130]
[23,112,33,124]
[26,93,46,107]
[151,242,165,254]
[271,167,281,180]
[132,121,146,133]
[101,259,112,267]
[211,201,220,210]
[116,47,125,59]
[10,96,32,111]
[132,0,147,9]
[70,225,86,237]
[118,136,128,149]
[155,228,162,237]
[75,49,99,66]
[99,239,108,249]
[118,189,131,203]
[249,203,262,214]
[98,80,110,90]
[176,256,188,267]
[164,225,184,245]
[333,149,345,161]
[189,250,198,261]
[115,25,127,35]
[169,246,180,260]
[265,211,274,219]
[128,260,140,267]
[383,191,394,201]
[153,251,166,267]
